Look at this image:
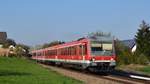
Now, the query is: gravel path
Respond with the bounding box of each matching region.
[41,64,122,84]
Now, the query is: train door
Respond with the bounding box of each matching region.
[79,43,87,61]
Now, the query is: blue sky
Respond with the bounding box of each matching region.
[0,0,150,46]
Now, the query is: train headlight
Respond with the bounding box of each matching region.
[91,58,95,61]
[110,62,116,66]
[110,58,116,66]
[110,58,114,61]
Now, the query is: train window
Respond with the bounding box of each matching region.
[47,50,57,56]
[70,46,76,55]
[48,50,51,56]
[32,53,36,56]
[59,49,61,55]
[67,48,69,56]
[79,45,87,55]
[91,41,113,56]
[37,52,42,56]
[61,48,63,55]
[67,47,69,56]
[58,49,61,55]
[52,50,54,55]
[63,48,65,55]
[66,48,68,55]
[45,50,48,56]
[60,48,64,55]
[65,48,67,55]
[75,46,77,55]
[59,46,77,56]
[60,48,65,55]
[70,47,73,55]
[41,52,43,56]
[68,47,71,56]
[54,50,57,55]
[64,48,66,55]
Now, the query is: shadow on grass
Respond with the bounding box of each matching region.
[0,70,31,76]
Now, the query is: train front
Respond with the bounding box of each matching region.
[88,36,116,72]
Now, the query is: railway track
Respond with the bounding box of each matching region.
[40,63,150,84]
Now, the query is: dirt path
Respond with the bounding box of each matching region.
[41,64,122,84]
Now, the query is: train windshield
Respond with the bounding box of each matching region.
[90,38,113,56]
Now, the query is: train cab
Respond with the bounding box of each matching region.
[86,36,116,72]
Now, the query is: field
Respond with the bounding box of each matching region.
[0,57,82,84]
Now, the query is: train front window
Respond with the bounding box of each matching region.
[91,41,113,56]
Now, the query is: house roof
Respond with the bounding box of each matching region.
[0,32,7,44]
[122,39,136,49]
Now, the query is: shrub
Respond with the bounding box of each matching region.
[133,53,149,65]
[115,40,149,66]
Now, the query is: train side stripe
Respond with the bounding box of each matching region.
[34,58,115,64]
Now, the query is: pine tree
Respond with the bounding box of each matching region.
[135,21,150,60]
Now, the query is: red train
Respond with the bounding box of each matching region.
[31,36,116,72]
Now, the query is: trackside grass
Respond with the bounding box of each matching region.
[0,57,83,84]
[139,66,150,74]
[117,64,150,75]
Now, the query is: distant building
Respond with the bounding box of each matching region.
[0,48,9,56]
[0,32,8,56]
[122,39,136,52]
[0,32,7,44]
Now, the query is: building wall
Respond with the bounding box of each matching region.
[0,48,9,56]
[0,32,7,44]
[131,45,137,52]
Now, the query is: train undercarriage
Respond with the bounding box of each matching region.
[37,59,116,73]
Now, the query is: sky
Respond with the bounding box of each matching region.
[0,0,150,46]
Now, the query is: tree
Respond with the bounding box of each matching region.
[114,39,133,65]
[135,21,150,60]
[114,38,149,65]
[32,45,43,50]
[3,38,16,48]
[42,41,65,48]
[15,44,30,57]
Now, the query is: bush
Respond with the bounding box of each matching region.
[116,50,132,65]
[115,40,133,65]
[133,53,149,65]
[115,40,149,66]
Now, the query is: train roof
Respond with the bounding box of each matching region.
[88,36,113,42]
[31,36,114,52]
[31,38,88,52]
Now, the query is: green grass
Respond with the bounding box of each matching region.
[0,57,83,84]
[116,64,150,75]
[139,66,150,74]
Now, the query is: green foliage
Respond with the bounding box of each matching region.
[135,20,150,60]
[115,40,132,65]
[116,21,150,66]
[132,53,149,65]
[2,38,16,48]
[139,66,150,74]
[15,44,30,57]
[115,39,149,65]
[31,45,43,50]
[0,57,82,84]
[42,41,65,48]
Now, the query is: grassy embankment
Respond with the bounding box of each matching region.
[139,66,150,74]
[0,57,82,84]
[117,64,150,75]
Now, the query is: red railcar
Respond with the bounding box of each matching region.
[31,36,116,72]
